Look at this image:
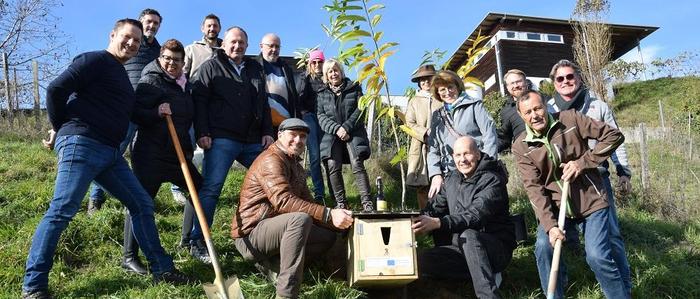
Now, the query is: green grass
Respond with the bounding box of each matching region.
[3,75,700,299]
[612,76,700,130]
[2,130,699,298]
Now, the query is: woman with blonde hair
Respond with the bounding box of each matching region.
[316,59,373,211]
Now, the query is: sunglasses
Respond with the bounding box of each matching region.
[555,73,575,83]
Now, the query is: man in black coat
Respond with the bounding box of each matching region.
[189,26,274,263]
[497,69,528,153]
[413,136,516,299]
[88,8,165,212]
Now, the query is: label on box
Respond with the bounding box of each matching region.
[364,257,412,268]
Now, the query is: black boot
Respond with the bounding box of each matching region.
[328,160,350,209]
[121,256,148,275]
[122,208,146,275]
[354,170,373,212]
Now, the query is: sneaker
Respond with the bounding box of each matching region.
[152,269,193,285]
[87,198,103,216]
[189,240,212,264]
[22,289,52,299]
[362,201,374,213]
[171,189,187,206]
[177,239,191,251]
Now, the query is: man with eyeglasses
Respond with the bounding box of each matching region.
[190,26,274,264]
[497,69,529,153]
[545,59,633,296]
[255,33,300,133]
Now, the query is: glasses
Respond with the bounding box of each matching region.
[310,60,323,65]
[555,73,575,83]
[160,55,183,64]
[262,43,281,49]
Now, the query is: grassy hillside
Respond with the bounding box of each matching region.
[612,76,700,130]
[3,77,700,299]
[2,127,700,298]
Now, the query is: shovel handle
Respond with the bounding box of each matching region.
[165,116,228,291]
[546,180,570,298]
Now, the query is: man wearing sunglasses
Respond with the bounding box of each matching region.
[545,59,633,296]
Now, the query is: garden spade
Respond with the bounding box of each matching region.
[166,115,244,299]
[547,180,570,299]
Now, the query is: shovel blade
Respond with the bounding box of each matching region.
[203,276,244,299]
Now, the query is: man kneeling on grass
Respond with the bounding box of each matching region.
[413,136,516,299]
[22,18,190,299]
[230,118,354,299]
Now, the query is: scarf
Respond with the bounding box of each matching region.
[553,87,588,112]
[329,80,345,96]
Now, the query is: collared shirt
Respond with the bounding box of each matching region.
[228,58,245,76]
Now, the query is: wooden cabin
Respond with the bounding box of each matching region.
[445,12,658,95]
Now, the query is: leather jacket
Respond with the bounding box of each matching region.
[230,142,332,238]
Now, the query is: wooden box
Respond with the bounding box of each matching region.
[347,212,419,287]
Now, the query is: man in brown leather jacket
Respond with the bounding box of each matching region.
[230,118,354,299]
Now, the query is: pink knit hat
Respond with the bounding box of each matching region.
[309,49,325,62]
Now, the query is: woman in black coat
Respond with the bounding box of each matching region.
[122,39,203,274]
[316,58,373,212]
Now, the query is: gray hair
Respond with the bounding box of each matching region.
[549,59,581,81]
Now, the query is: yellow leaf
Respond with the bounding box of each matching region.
[378,50,396,70]
[357,63,376,83]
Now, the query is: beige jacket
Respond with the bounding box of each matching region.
[405,90,442,186]
[183,37,221,78]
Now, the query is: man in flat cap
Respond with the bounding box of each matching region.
[230,118,353,299]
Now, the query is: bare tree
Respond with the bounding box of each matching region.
[1,0,70,113]
[571,0,612,102]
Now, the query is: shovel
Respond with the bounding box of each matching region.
[165,115,244,299]
[546,180,570,299]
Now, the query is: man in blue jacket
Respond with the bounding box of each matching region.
[87,8,167,213]
[414,136,516,299]
[22,18,189,299]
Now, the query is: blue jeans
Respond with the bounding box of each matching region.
[190,138,262,242]
[23,135,174,292]
[303,113,324,202]
[89,122,138,201]
[602,175,632,293]
[534,208,629,299]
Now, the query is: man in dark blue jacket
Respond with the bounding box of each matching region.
[22,19,189,299]
[88,8,166,212]
[189,26,274,264]
[413,136,516,299]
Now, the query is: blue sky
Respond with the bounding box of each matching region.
[56,0,696,94]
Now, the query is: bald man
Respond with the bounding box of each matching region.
[256,33,300,133]
[413,136,516,299]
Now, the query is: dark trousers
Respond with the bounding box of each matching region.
[326,141,371,206]
[419,229,513,299]
[234,212,337,298]
[125,157,202,259]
